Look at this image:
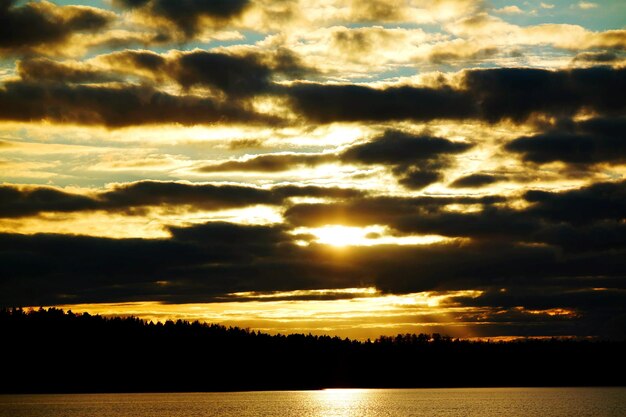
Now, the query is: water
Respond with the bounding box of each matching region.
[1,388,624,417]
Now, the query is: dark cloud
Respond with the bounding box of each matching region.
[391,207,541,240]
[524,179,626,225]
[450,173,502,188]
[100,181,282,212]
[285,83,478,123]
[573,51,619,63]
[104,49,168,76]
[341,130,473,189]
[115,0,150,7]
[505,116,626,165]
[0,185,99,218]
[341,130,471,165]
[0,81,272,127]
[273,185,363,200]
[0,222,362,306]
[0,0,113,55]
[534,221,626,253]
[0,181,364,218]
[464,66,626,122]
[16,50,295,98]
[284,67,626,124]
[173,51,272,95]
[397,169,442,189]
[198,130,472,181]
[2,223,624,339]
[101,49,308,96]
[199,153,334,173]
[451,287,626,338]
[114,0,250,38]
[17,58,119,83]
[428,46,499,64]
[2,179,625,337]
[284,195,505,227]
[285,179,626,247]
[228,138,264,150]
[13,61,625,128]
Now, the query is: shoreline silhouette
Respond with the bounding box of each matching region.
[1,308,624,393]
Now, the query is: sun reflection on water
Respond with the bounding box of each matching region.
[312,389,370,417]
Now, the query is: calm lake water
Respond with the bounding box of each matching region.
[1,388,625,417]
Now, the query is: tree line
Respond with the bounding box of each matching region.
[1,308,624,393]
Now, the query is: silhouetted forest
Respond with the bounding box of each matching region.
[1,308,624,393]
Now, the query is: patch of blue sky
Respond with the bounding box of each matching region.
[0,58,17,79]
[489,0,626,31]
[44,0,114,9]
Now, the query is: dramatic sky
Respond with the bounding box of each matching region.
[1,0,625,340]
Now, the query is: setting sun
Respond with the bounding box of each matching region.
[294,225,450,247]
[309,225,374,246]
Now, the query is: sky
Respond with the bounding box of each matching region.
[1,0,625,340]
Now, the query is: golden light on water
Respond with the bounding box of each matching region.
[314,388,369,412]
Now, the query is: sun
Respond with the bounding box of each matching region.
[309,225,372,247]
[293,225,450,247]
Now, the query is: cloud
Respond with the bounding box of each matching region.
[494,5,523,14]
[577,2,598,10]
[168,51,273,95]
[397,169,443,189]
[114,0,250,38]
[340,130,472,189]
[464,67,626,123]
[505,117,626,165]
[199,153,334,173]
[0,0,114,55]
[572,51,619,63]
[0,181,363,218]
[17,58,120,83]
[284,195,505,227]
[449,173,503,188]
[99,49,309,95]
[0,80,272,127]
[2,179,625,337]
[534,221,626,253]
[341,130,471,165]
[0,222,364,306]
[13,60,626,126]
[0,185,100,218]
[447,13,626,51]
[283,67,626,124]
[285,179,626,244]
[285,83,477,123]
[197,129,472,181]
[524,179,626,225]
[245,0,485,33]
[2,221,624,340]
[284,25,436,75]
[426,39,499,64]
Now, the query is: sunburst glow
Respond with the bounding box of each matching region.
[295,225,449,247]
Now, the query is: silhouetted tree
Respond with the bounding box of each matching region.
[0,308,624,393]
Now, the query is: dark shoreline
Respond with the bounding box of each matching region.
[2,308,624,394]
